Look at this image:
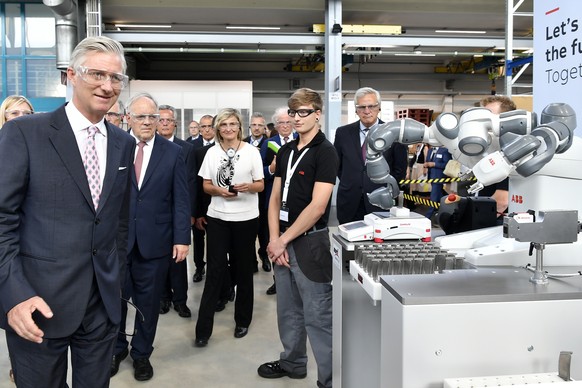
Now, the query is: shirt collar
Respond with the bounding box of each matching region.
[129,130,155,147]
[359,119,379,131]
[65,101,108,137]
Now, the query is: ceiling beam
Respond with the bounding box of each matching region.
[104,31,532,49]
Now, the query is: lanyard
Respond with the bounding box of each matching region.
[282,148,309,205]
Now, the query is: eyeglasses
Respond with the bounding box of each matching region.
[288,109,316,118]
[219,122,240,130]
[5,109,33,118]
[276,120,292,126]
[200,124,213,130]
[130,114,160,122]
[106,112,122,118]
[158,118,175,124]
[250,123,265,127]
[355,104,380,112]
[76,66,129,90]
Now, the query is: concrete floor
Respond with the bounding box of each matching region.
[0,252,319,388]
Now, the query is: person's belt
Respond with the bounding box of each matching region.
[281,224,328,236]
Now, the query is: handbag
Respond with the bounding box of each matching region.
[443,159,461,178]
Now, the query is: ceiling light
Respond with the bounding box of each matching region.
[226,26,281,30]
[115,24,171,29]
[435,29,487,34]
[394,53,436,57]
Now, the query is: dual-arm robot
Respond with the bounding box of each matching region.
[365,103,576,210]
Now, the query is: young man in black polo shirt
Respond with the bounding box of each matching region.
[257,88,338,388]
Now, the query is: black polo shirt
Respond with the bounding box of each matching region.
[275,130,338,230]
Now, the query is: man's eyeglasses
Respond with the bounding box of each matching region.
[159,118,175,124]
[5,109,33,118]
[355,104,380,112]
[76,66,129,90]
[130,114,160,122]
[219,122,240,130]
[200,124,213,130]
[276,121,292,126]
[106,112,122,119]
[250,123,266,127]
[288,109,316,118]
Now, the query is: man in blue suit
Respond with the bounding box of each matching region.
[334,87,408,225]
[111,93,191,381]
[0,36,135,387]
[424,146,452,219]
[157,104,196,318]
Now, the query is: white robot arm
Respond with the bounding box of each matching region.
[366,103,576,209]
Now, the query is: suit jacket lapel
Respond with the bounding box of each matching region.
[48,108,95,211]
[98,122,123,213]
[351,123,363,165]
[140,134,165,188]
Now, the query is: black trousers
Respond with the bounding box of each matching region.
[195,216,258,339]
[192,225,206,271]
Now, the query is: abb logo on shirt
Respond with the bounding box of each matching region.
[511,194,523,204]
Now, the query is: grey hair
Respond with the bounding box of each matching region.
[69,36,126,73]
[125,92,158,114]
[271,107,288,124]
[159,104,177,117]
[354,87,381,106]
[251,112,264,120]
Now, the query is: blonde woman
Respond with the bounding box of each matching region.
[0,95,34,127]
[195,108,264,347]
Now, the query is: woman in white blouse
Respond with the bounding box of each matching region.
[194,108,264,347]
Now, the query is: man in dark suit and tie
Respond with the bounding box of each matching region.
[190,114,215,283]
[424,145,452,219]
[0,36,135,387]
[111,93,191,381]
[334,87,408,225]
[244,112,271,272]
[185,120,200,143]
[157,104,196,318]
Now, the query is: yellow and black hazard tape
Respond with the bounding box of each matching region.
[402,193,441,209]
[398,176,476,185]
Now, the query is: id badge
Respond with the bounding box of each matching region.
[279,205,289,222]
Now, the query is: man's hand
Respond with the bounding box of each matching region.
[7,296,53,343]
[173,244,190,262]
[267,237,289,268]
[195,216,207,231]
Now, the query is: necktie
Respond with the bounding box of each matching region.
[361,128,369,162]
[84,126,101,209]
[283,136,289,145]
[134,141,146,186]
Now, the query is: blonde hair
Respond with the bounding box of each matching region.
[215,108,243,143]
[0,95,33,127]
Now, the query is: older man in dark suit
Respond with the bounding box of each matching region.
[157,104,196,319]
[0,36,135,388]
[334,87,408,225]
[111,93,190,382]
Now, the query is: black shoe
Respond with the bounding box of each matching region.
[192,268,205,283]
[228,287,236,302]
[215,299,227,312]
[111,348,129,377]
[257,360,306,379]
[266,282,276,295]
[133,358,153,381]
[194,338,208,347]
[261,257,272,272]
[174,304,191,318]
[234,326,248,338]
[159,300,170,314]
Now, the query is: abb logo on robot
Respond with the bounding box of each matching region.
[511,194,523,204]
